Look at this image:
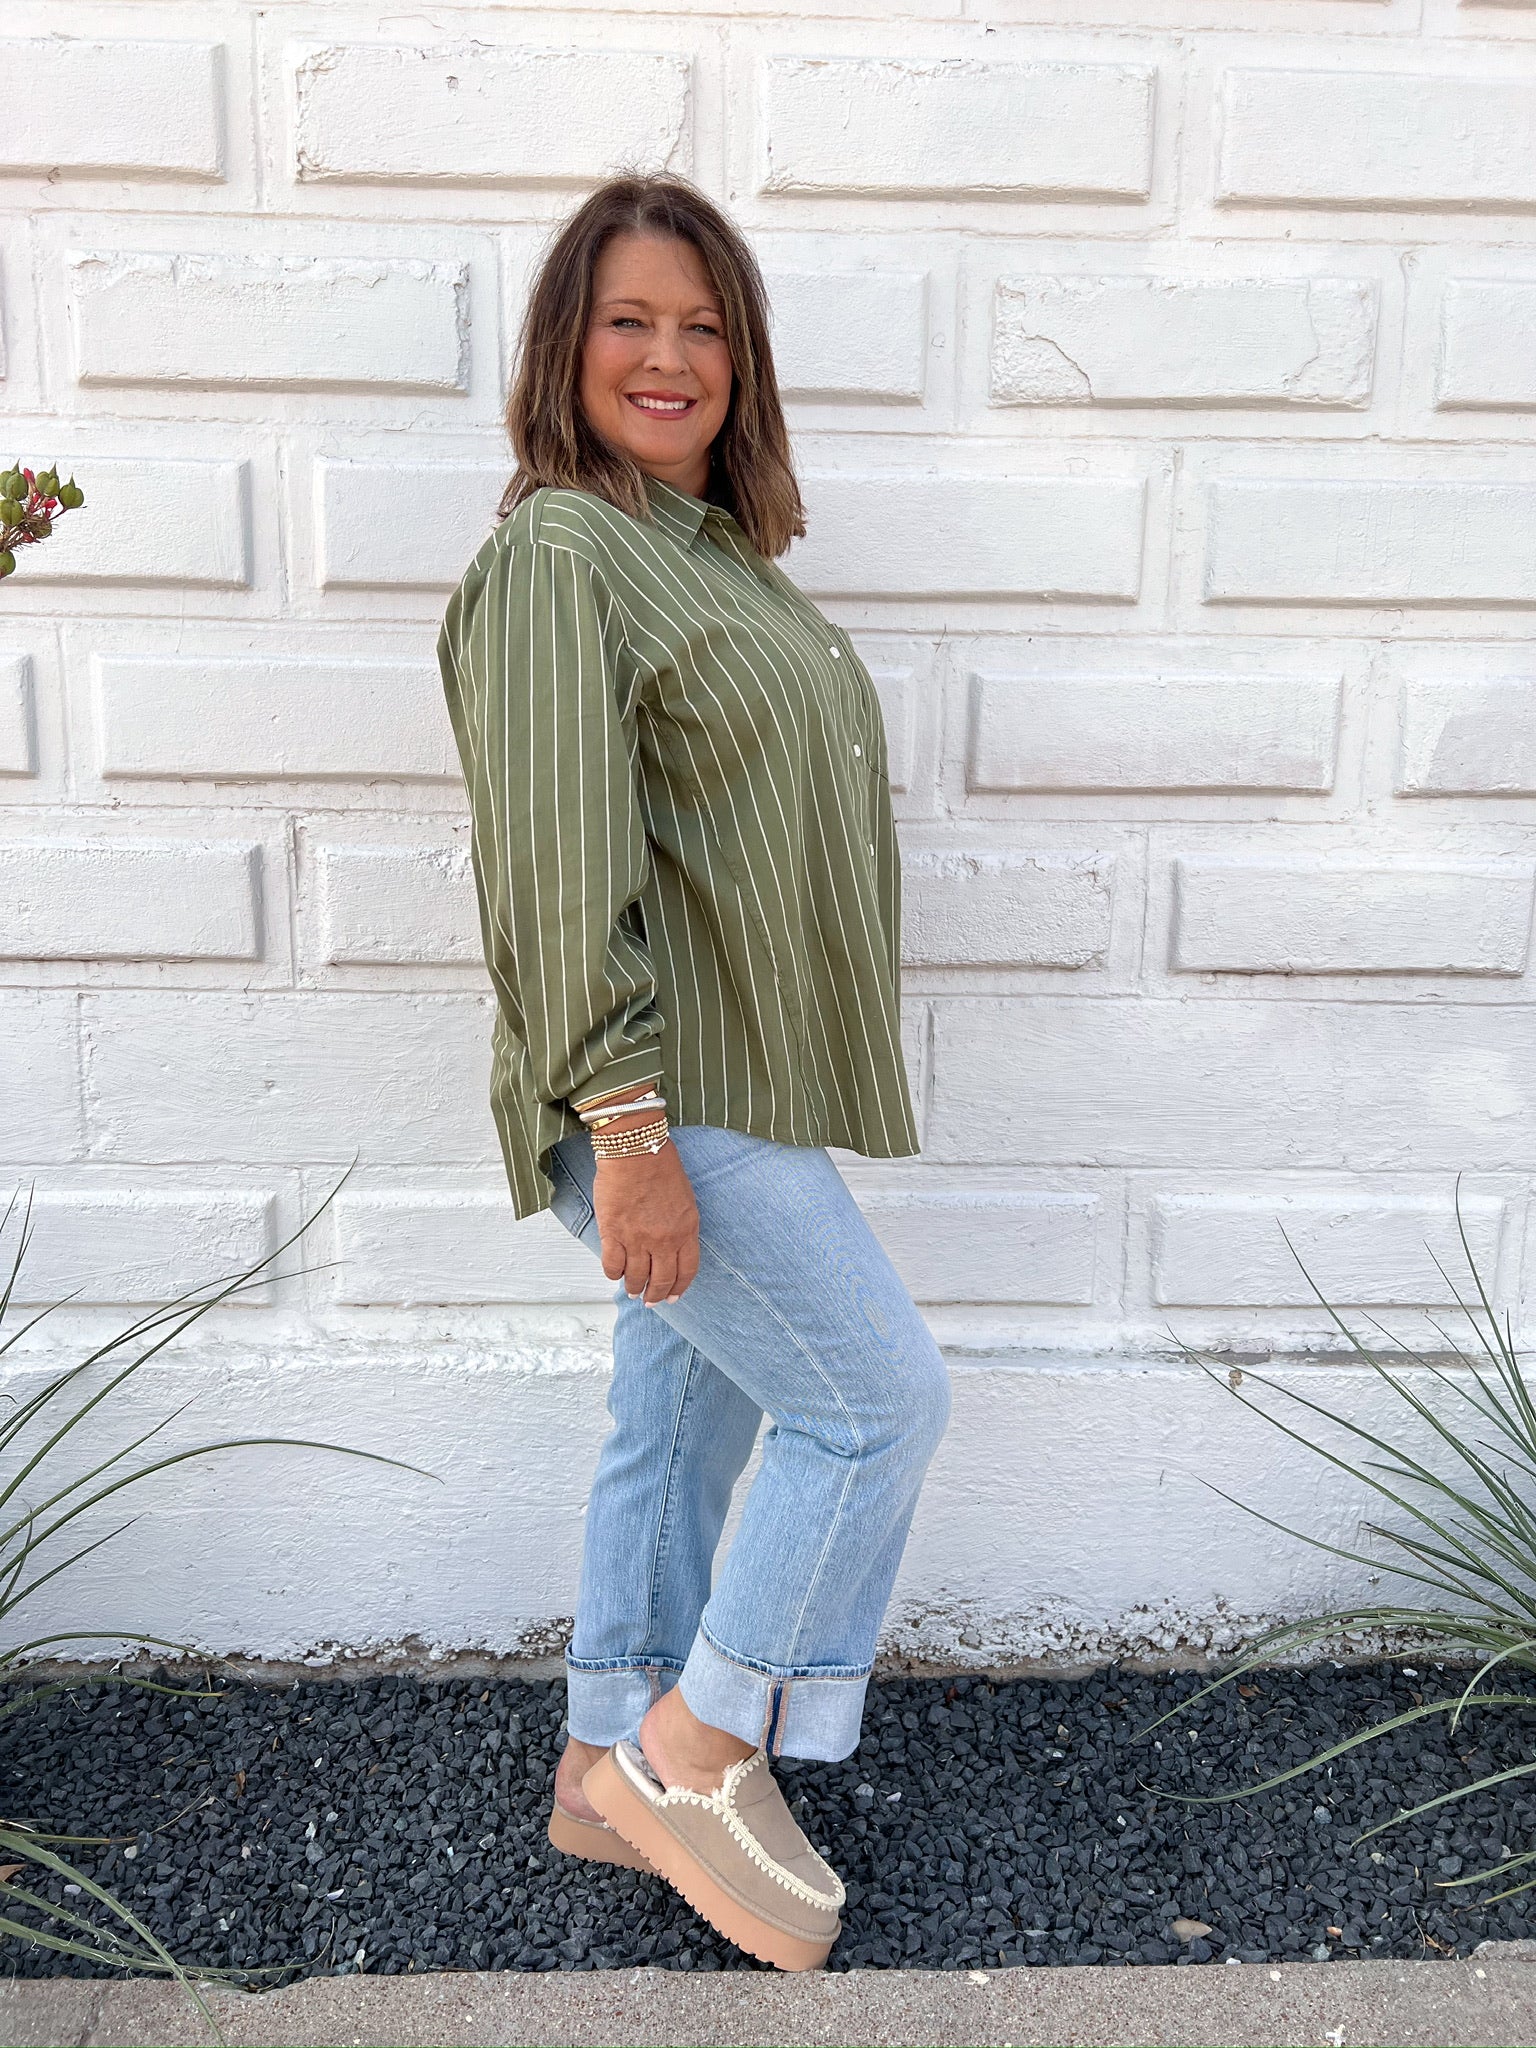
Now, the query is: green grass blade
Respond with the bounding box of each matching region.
[1147,1693,1536,1807]
[4,1436,440,1588]
[0,1829,225,2037]
[1349,1754,1536,1843]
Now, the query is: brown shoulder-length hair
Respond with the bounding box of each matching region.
[499,174,805,559]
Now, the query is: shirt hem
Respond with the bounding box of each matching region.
[496,1101,921,1223]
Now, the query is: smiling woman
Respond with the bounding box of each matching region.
[577,234,733,495]
[435,174,950,1974]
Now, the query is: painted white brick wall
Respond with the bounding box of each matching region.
[4,0,1535,1674]
[290,42,694,188]
[0,37,225,180]
[0,655,35,776]
[1216,68,1536,211]
[66,252,471,394]
[760,56,1156,200]
[1169,856,1536,975]
[990,275,1378,408]
[1435,280,1536,410]
[0,836,264,961]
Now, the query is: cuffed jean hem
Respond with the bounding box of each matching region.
[563,1656,683,1748]
[678,1625,872,1763]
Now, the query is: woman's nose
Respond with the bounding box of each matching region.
[643,323,689,372]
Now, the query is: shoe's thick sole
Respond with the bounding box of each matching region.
[547,1798,655,1871]
[582,1748,837,1972]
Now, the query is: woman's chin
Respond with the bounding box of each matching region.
[620,438,711,479]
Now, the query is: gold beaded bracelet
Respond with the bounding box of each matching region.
[590,1114,671,1159]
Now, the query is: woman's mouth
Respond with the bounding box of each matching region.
[626,393,697,416]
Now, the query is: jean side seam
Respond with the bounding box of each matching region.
[640,1339,703,1660]
[693,1221,869,1673]
[785,1443,862,1671]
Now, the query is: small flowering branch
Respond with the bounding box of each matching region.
[0,462,85,580]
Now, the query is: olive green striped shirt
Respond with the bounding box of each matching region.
[436,473,919,1220]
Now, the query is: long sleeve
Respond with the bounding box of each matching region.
[441,532,666,1114]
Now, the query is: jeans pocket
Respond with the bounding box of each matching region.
[547,1145,595,1241]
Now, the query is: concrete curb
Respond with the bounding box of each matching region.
[3,1946,1534,2048]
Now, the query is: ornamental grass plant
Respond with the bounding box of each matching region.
[0,1173,434,2033]
[1146,1178,1536,1908]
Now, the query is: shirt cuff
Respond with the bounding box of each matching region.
[568,1046,667,1115]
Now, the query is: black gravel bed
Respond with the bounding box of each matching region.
[3,1660,1534,1980]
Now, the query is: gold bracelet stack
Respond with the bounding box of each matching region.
[589,1114,671,1159]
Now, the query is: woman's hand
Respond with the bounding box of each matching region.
[593,1145,700,1305]
[577,1081,700,1304]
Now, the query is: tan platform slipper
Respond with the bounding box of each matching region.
[582,1738,844,1971]
[546,1794,655,1871]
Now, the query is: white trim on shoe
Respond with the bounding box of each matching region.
[611,1739,846,1912]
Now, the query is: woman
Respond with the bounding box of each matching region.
[436,174,951,1973]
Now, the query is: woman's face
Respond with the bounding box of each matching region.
[579,231,734,500]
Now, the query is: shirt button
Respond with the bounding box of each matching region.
[829,645,841,659]
[852,744,862,757]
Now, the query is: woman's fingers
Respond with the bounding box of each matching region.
[622,1247,653,1300]
[644,1249,679,1306]
[671,1236,701,1301]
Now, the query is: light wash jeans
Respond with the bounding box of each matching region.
[546,1121,951,1763]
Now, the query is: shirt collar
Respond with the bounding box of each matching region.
[643,473,736,549]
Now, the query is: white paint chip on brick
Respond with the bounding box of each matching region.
[967,672,1341,793]
[990,276,1377,408]
[0,654,36,777]
[13,459,250,588]
[1218,70,1536,212]
[315,461,505,589]
[1149,1192,1505,1308]
[902,849,1115,969]
[95,656,460,783]
[333,1191,608,1304]
[292,41,692,187]
[317,844,479,966]
[861,1191,1101,1305]
[761,56,1155,201]
[0,39,224,181]
[0,839,262,963]
[67,252,470,394]
[1436,281,1536,411]
[9,1190,278,1306]
[789,473,1146,600]
[763,269,929,402]
[1170,856,1535,976]
[1205,480,1536,607]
